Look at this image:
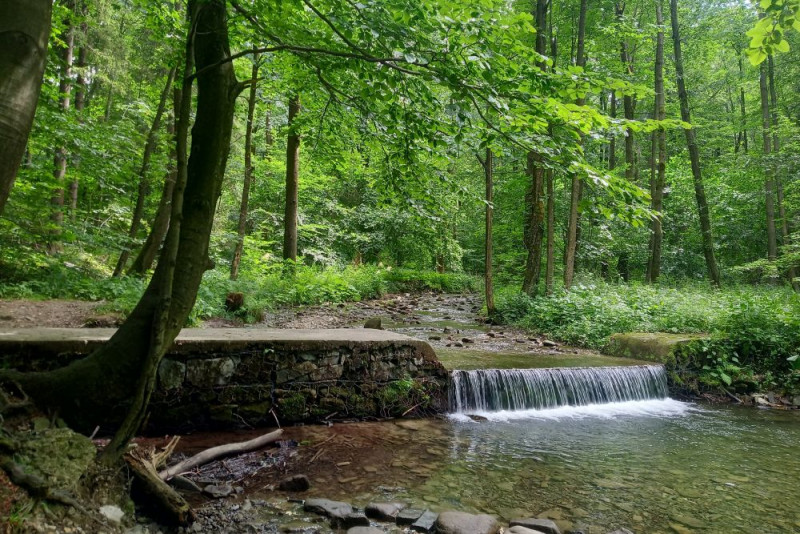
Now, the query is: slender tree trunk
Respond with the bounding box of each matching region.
[737,55,748,153]
[522,0,549,295]
[669,0,720,286]
[609,91,617,170]
[48,10,75,254]
[646,0,666,283]
[0,0,52,216]
[759,62,777,262]
[564,0,587,290]
[69,11,88,218]
[128,86,182,276]
[114,68,176,277]
[231,55,260,280]
[9,1,240,454]
[283,95,300,262]
[545,170,555,295]
[616,2,636,184]
[265,109,273,149]
[480,149,495,315]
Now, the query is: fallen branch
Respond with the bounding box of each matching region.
[125,448,193,526]
[158,429,283,481]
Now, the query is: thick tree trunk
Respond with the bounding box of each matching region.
[646,0,666,284]
[0,0,52,216]
[759,62,777,262]
[669,0,720,286]
[9,1,239,450]
[114,68,176,277]
[231,55,260,280]
[283,95,301,262]
[564,0,588,290]
[128,87,182,276]
[522,0,549,296]
[49,9,75,254]
[482,149,495,315]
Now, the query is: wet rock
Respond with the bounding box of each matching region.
[454,342,464,348]
[396,508,425,525]
[467,414,488,422]
[411,510,439,532]
[365,502,405,521]
[204,483,234,498]
[169,475,202,493]
[428,336,442,341]
[364,318,383,330]
[436,511,499,534]
[510,518,561,534]
[606,530,634,534]
[344,512,370,528]
[487,332,496,338]
[509,527,549,534]
[461,338,474,344]
[542,340,557,347]
[279,474,311,492]
[304,498,354,524]
[99,505,125,524]
[347,528,384,534]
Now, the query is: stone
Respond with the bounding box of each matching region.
[186,357,236,387]
[203,484,234,498]
[365,502,405,521]
[343,512,370,528]
[99,505,125,524]
[429,336,442,341]
[396,508,425,525]
[303,498,354,524]
[509,528,548,534]
[436,511,499,534]
[347,529,384,534]
[411,510,439,532]
[17,428,95,492]
[158,359,186,390]
[461,338,474,344]
[606,530,634,534]
[278,474,310,492]
[510,519,561,534]
[169,475,202,493]
[364,318,383,330]
[542,340,557,347]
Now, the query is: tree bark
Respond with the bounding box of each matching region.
[564,0,587,290]
[0,0,52,216]
[646,0,666,284]
[669,0,721,286]
[481,148,495,315]
[231,55,260,280]
[49,7,76,254]
[759,61,777,262]
[615,2,636,184]
[545,169,555,295]
[8,0,240,453]
[609,90,617,170]
[736,54,748,153]
[69,9,88,218]
[283,94,301,262]
[114,68,177,277]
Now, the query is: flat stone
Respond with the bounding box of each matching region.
[303,498,354,524]
[365,502,405,521]
[436,511,499,534]
[510,519,561,534]
[411,510,439,532]
[204,484,234,498]
[509,527,548,534]
[347,528,384,534]
[343,512,370,528]
[278,474,310,492]
[99,505,125,524]
[396,508,425,525]
[606,530,634,534]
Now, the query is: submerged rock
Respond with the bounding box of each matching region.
[347,528,384,534]
[411,510,439,533]
[510,518,561,534]
[303,498,354,524]
[396,508,425,525]
[509,527,549,534]
[365,502,405,520]
[436,511,499,534]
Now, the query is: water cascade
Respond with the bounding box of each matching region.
[449,365,669,413]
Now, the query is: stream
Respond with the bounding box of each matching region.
[178,293,800,533]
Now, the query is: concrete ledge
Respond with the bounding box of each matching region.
[0,328,447,431]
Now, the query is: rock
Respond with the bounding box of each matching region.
[204,484,234,498]
[347,528,384,534]
[278,474,311,492]
[467,414,488,422]
[454,342,464,348]
[510,519,561,534]
[428,336,442,341]
[606,530,634,534]
[365,502,405,521]
[436,511,499,534]
[99,505,125,524]
[169,475,202,493]
[304,498,354,524]
[343,512,370,528]
[411,510,439,532]
[509,527,548,534]
[16,428,95,492]
[754,395,770,406]
[396,508,425,525]
[158,359,186,390]
[461,338,474,344]
[364,318,383,330]
[793,396,800,406]
[542,340,557,347]
[487,332,496,338]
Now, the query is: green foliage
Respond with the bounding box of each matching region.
[746,0,800,64]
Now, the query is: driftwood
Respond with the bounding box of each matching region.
[159,429,283,481]
[125,437,193,526]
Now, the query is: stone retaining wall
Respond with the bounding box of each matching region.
[0,328,449,432]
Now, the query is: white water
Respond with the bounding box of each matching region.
[449,365,683,420]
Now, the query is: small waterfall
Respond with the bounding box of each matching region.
[449,365,669,413]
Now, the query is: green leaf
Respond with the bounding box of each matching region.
[776,39,790,52]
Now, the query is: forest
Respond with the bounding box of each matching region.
[1,0,800,531]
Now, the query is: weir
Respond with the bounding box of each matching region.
[449,365,669,413]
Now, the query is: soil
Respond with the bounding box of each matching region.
[0,299,109,328]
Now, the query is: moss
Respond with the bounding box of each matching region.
[278,393,307,421]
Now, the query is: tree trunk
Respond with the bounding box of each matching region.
[8,0,240,454]
[669,0,720,286]
[609,91,617,170]
[522,0,549,296]
[481,148,495,315]
[69,13,88,218]
[616,2,636,184]
[564,0,588,290]
[759,62,777,262]
[0,0,52,216]
[646,0,666,284]
[283,94,300,262]
[545,169,555,295]
[128,86,182,276]
[735,54,748,154]
[114,68,177,277]
[231,55,260,280]
[48,8,75,254]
